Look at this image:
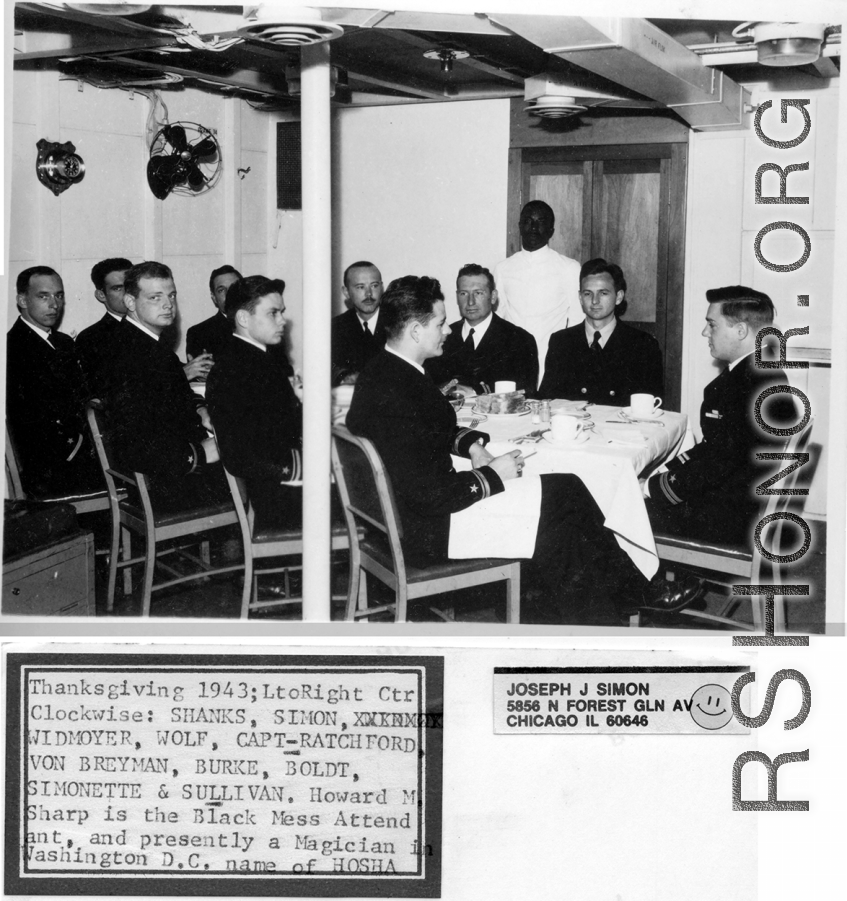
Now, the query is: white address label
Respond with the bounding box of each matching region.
[494,667,750,734]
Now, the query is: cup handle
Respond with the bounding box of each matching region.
[653,397,663,409]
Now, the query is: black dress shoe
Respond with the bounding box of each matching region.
[638,574,704,613]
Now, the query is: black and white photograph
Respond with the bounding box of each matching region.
[3,0,843,633]
[1,2,846,899]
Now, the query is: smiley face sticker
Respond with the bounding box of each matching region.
[689,684,734,730]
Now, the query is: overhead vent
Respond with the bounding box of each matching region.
[524,74,625,119]
[238,5,343,47]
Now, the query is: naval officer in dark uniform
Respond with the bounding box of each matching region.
[6,266,101,497]
[539,258,663,405]
[331,261,387,386]
[645,286,797,544]
[426,263,538,395]
[207,276,302,531]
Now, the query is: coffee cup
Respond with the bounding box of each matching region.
[551,414,584,443]
[494,380,516,394]
[630,393,662,417]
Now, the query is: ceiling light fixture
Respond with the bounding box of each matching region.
[238,5,343,47]
[524,74,624,120]
[732,22,827,67]
[423,48,469,73]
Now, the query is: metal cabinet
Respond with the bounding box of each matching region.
[3,531,94,616]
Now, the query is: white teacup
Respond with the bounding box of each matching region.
[494,380,516,394]
[630,393,662,417]
[551,414,584,443]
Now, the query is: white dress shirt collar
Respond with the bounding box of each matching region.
[386,344,425,374]
[126,316,161,342]
[728,350,755,371]
[19,315,53,343]
[357,308,380,331]
[234,332,267,352]
[461,312,493,344]
[583,317,617,349]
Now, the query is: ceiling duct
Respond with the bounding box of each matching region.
[490,15,751,131]
[524,73,625,119]
[237,5,344,47]
[35,2,152,12]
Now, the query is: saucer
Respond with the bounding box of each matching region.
[543,431,590,448]
[621,406,664,420]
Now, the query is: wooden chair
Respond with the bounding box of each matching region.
[649,418,815,632]
[331,425,521,623]
[87,406,243,616]
[5,421,117,515]
[218,456,351,619]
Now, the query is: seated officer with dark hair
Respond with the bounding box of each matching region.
[645,285,796,545]
[75,256,133,399]
[347,275,701,624]
[539,258,664,405]
[186,264,242,362]
[7,266,102,496]
[425,263,538,395]
[106,261,227,512]
[331,261,386,386]
[206,276,302,531]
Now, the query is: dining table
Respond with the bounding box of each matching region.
[447,399,694,579]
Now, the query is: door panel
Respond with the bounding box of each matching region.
[593,159,661,327]
[526,160,590,263]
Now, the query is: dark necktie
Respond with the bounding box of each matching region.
[463,327,476,351]
[45,331,57,349]
[591,330,602,352]
[362,320,375,347]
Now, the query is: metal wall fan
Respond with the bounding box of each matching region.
[147,122,221,200]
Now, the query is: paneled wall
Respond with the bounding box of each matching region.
[7,70,271,360]
[331,99,511,324]
[683,83,839,519]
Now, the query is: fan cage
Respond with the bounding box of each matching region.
[149,121,223,197]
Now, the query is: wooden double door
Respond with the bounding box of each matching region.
[508,142,687,411]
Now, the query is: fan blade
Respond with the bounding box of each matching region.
[147,154,183,200]
[163,124,188,153]
[188,136,218,159]
[186,160,208,190]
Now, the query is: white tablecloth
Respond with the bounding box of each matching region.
[448,403,692,578]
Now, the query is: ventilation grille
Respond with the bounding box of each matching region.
[276,122,301,210]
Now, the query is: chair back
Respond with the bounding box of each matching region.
[5,423,25,500]
[331,425,406,575]
[212,432,255,541]
[86,404,154,520]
